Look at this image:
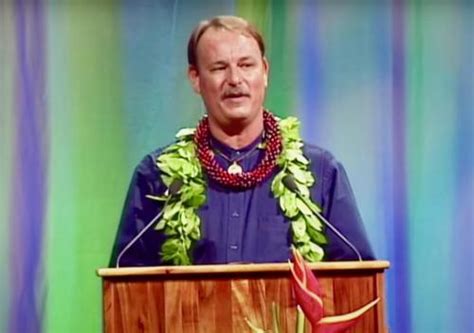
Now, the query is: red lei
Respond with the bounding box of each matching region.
[194,110,282,189]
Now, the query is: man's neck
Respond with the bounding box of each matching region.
[208,114,264,150]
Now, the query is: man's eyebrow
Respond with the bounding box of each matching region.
[204,60,228,69]
[238,56,256,62]
[209,60,228,66]
[206,56,258,68]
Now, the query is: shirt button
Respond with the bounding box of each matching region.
[230,245,238,250]
[231,211,240,218]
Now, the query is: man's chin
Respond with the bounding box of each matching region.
[208,104,263,126]
[221,106,252,120]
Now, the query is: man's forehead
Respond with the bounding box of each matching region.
[200,26,251,39]
[197,28,261,60]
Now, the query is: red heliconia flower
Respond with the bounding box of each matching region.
[290,249,325,324]
[290,249,379,333]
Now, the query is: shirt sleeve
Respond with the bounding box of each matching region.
[109,153,167,267]
[317,149,375,260]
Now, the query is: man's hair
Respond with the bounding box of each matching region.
[187,15,266,67]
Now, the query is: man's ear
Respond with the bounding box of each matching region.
[187,65,201,94]
[262,57,269,88]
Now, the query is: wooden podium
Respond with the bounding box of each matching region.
[97,261,389,333]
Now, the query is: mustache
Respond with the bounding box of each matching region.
[222,88,250,98]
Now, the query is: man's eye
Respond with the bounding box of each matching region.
[240,63,254,68]
[211,67,225,72]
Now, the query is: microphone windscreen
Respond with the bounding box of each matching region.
[169,179,184,195]
[282,174,299,192]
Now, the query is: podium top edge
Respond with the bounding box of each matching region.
[97,260,390,277]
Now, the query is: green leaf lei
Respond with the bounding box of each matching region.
[149,117,327,265]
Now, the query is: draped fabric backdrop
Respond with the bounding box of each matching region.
[0,1,472,332]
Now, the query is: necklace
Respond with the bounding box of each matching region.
[194,110,282,189]
[212,140,266,175]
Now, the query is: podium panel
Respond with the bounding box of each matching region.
[97,261,389,333]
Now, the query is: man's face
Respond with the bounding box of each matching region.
[188,28,269,129]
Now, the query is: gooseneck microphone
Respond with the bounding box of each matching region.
[115,179,184,268]
[282,175,362,261]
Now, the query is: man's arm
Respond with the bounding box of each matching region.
[109,153,166,267]
[305,145,375,261]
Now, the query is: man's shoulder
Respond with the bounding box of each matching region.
[302,142,337,164]
[133,144,171,176]
[301,142,345,181]
[145,146,167,161]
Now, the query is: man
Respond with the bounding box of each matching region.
[110,16,374,267]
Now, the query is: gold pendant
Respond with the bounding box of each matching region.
[227,162,243,174]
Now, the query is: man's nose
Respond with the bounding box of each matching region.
[226,66,242,85]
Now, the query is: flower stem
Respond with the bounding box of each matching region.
[271,302,281,333]
[296,305,306,333]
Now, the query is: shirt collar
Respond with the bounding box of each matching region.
[209,132,265,159]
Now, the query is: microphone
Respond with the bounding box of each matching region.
[167,179,184,196]
[282,175,362,261]
[115,179,184,268]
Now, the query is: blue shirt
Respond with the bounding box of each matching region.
[110,136,374,267]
